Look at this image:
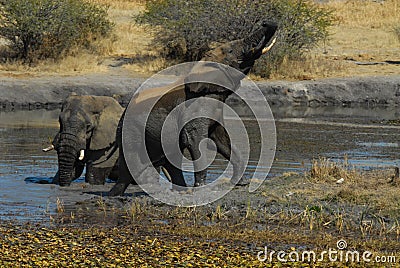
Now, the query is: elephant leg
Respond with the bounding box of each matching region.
[163,160,186,188]
[108,161,119,181]
[109,147,134,196]
[109,114,136,196]
[210,124,248,186]
[85,161,111,185]
[188,145,207,187]
[183,122,209,187]
[85,161,99,184]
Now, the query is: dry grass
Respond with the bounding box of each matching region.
[0,53,109,76]
[293,157,399,217]
[267,53,347,80]
[269,0,400,80]
[308,156,360,183]
[258,158,400,237]
[97,0,151,55]
[328,0,399,28]
[327,0,399,53]
[297,0,399,79]
[0,0,398,79]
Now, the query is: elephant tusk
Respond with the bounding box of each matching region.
[42,145,54,152]
[161,166,172,182]
[262,36,277,54]
[78,149,85,160]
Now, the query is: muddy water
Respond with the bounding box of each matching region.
[0,110,59,221]
[1,107,400,222]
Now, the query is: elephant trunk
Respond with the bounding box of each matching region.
[57,132,80,186]
[58,151,76,186]
[244,22,277,56]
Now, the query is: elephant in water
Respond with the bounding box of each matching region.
[108,21,278,196]
[43,94,123,185]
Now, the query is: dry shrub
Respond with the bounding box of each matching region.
[0,0,113,62]
[309,157,358,183]
[136,0,335,78]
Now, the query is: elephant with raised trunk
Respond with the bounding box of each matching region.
[43,94,123,186]
[109,21,278,196]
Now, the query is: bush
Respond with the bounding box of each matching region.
[136,0,334,77]
[0,0,113,62]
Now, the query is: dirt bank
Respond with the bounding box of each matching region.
[0,74,145,110]
[0,74,399,110]
[258,75,400,107]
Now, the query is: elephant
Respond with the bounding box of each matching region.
[108,21,278,196]
[43,94,124,186]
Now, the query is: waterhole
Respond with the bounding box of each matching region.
[1,106,400,221]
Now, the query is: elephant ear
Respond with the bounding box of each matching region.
[184,62,245,94]
[89,103,122,151]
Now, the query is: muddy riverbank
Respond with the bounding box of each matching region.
[2,166,400,267]
[0,74,399,110]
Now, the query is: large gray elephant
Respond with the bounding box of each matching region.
[44,94,123,185]
[108,21,278,196]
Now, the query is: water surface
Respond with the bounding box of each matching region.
[1,106,400,222]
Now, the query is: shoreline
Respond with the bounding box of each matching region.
[0,74,399,110]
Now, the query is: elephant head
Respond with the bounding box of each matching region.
[185,21,277,94]
[51,94,123,186]
[202,21,277,74]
